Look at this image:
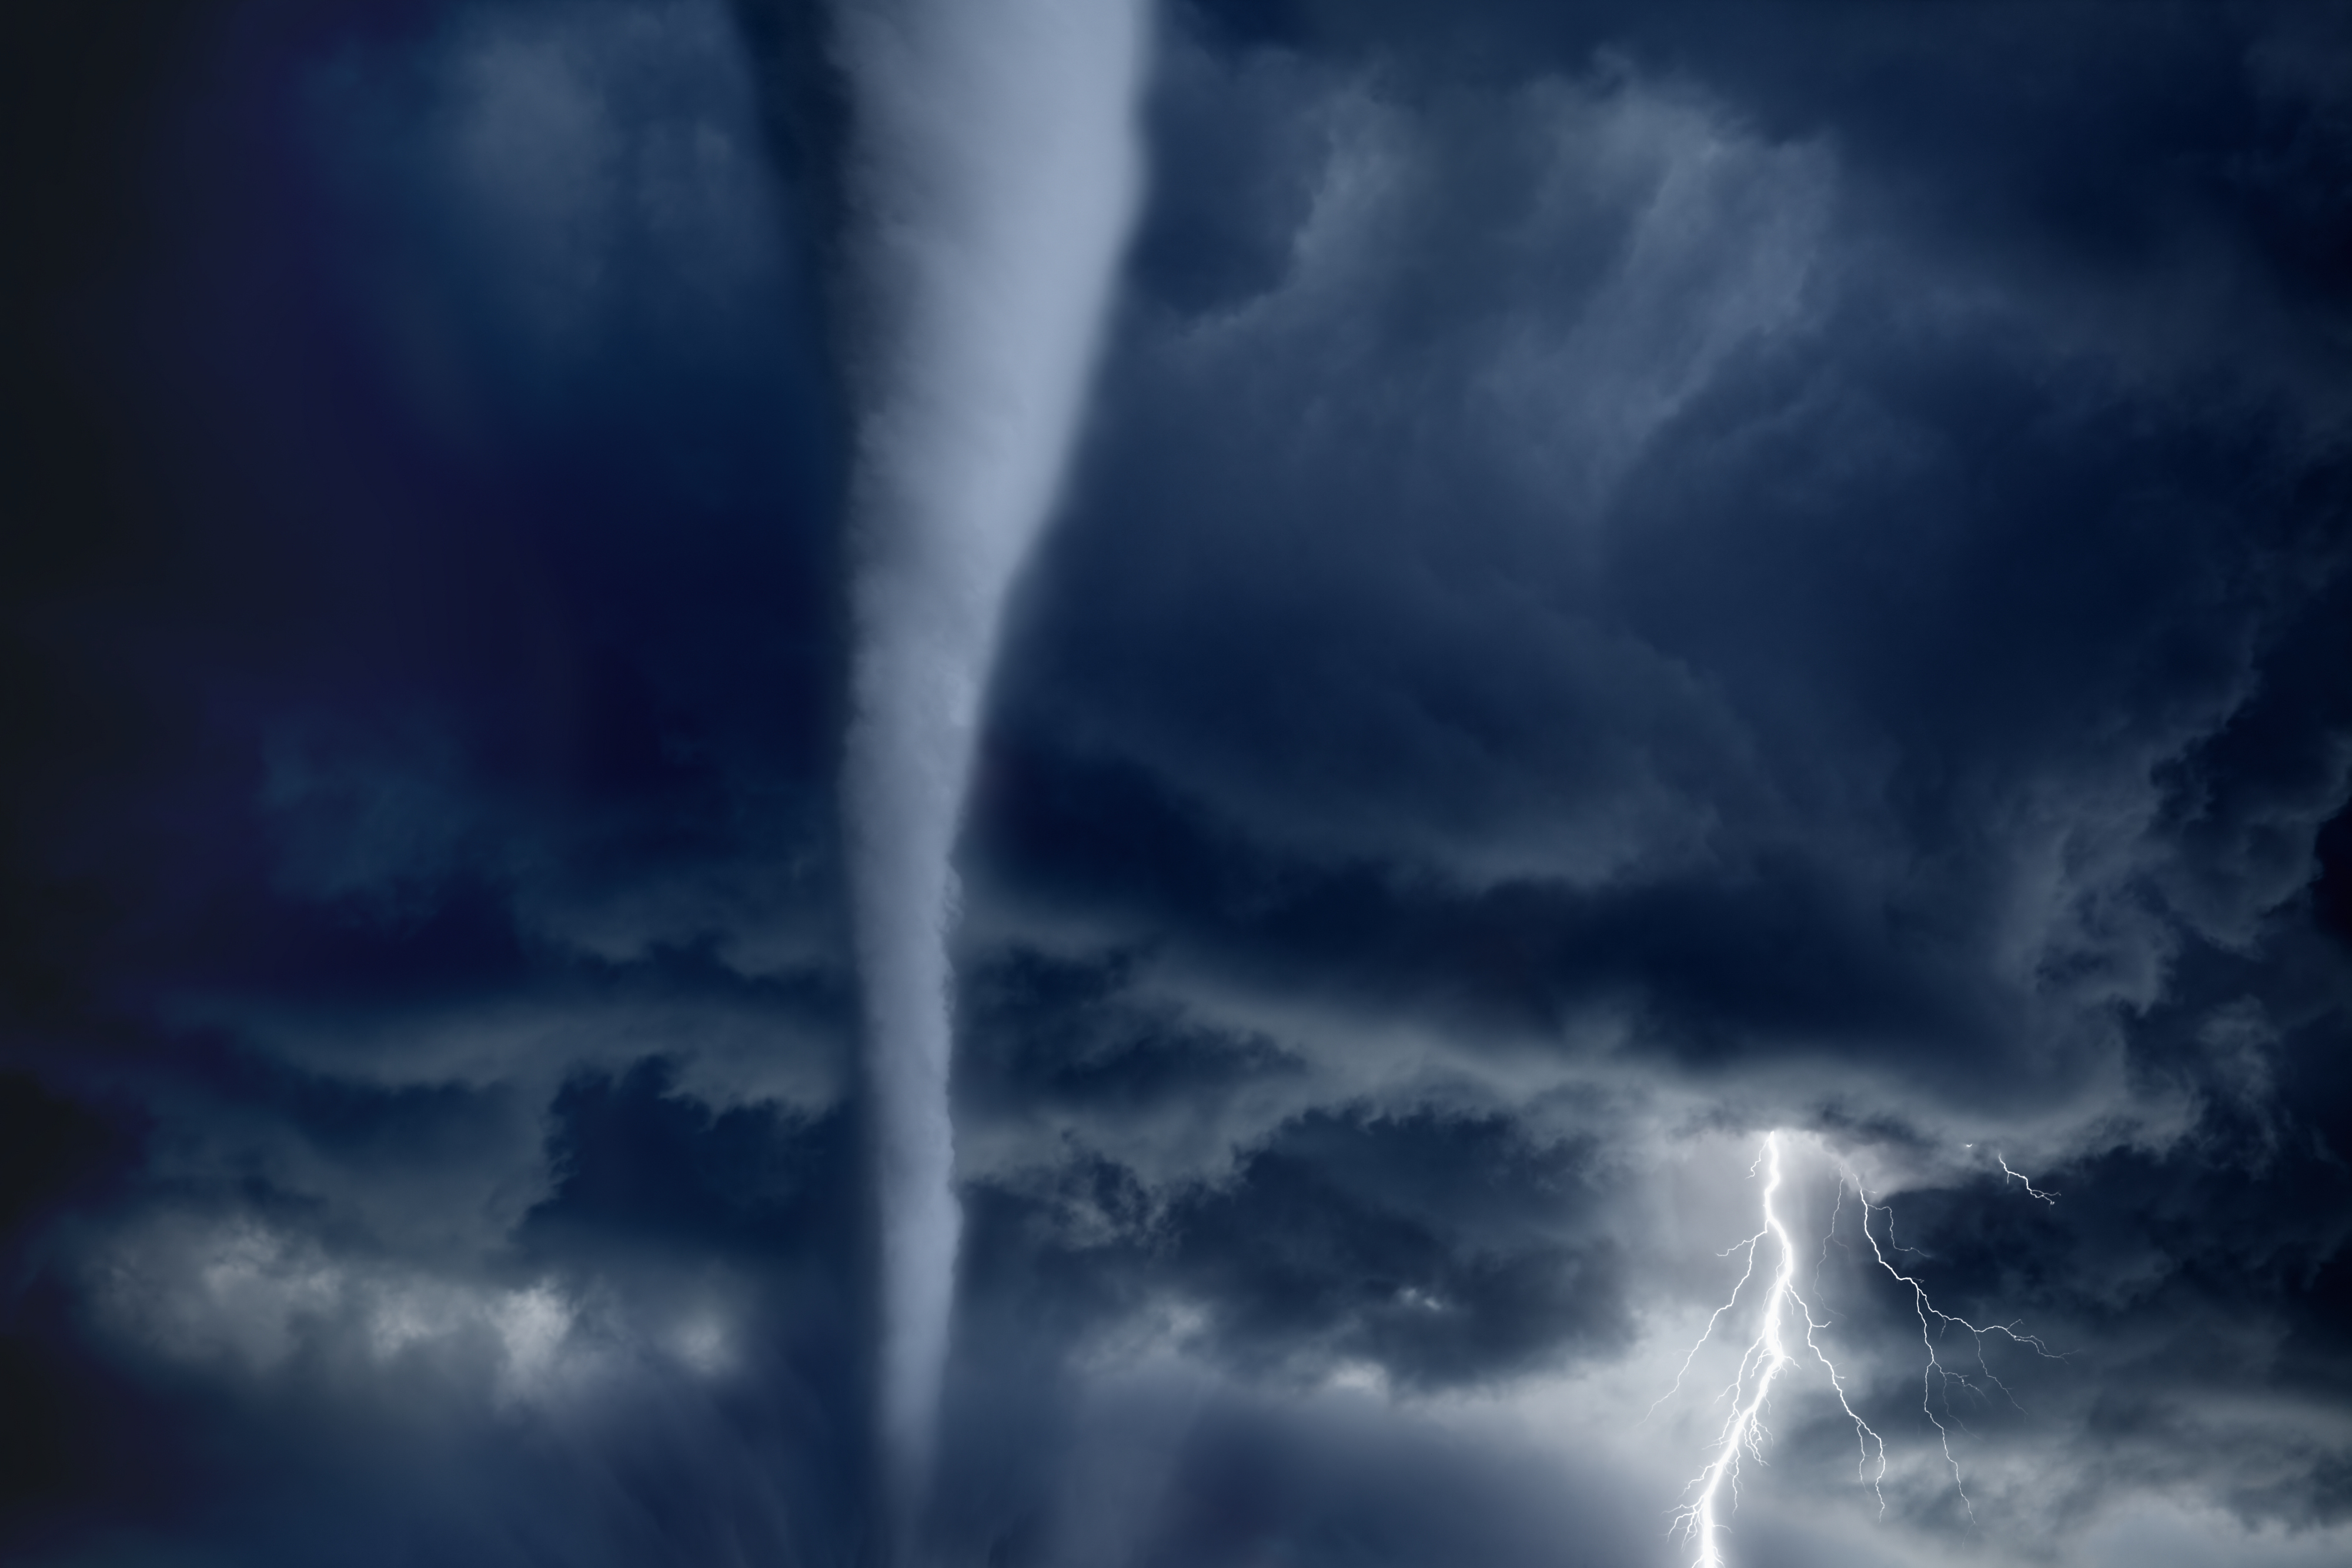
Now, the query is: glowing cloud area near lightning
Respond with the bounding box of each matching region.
[1661,1132,1877,1567]
[1655,1132,2063,1568]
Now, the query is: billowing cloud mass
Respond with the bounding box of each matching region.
[3,2,2350,1567]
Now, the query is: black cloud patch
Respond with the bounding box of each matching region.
[0,1077,152,1547]
[958,944,1301,1116]
[1160,1109,1628,1386]
[963,1106,1625,1392]
[524,1055,853,1259]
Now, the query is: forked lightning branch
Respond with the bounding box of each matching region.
[1652,1132,2065,1568]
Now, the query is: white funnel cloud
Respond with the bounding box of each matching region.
[827,0,1149,1528]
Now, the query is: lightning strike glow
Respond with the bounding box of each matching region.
[1661,1132,2063,1567]
[1667,1133,1883,1567]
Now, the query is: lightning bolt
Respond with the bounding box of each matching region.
[1846,1172,2060,1522]
[1996,1154,2058,1205]
[1659,1132,2063,1567]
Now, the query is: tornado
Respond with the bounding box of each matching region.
[826,0,1149,1537]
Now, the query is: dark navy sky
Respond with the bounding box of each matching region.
[5,2,2351,1565]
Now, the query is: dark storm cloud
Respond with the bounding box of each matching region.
[984,6,2352,1119]
[957,1102,1626,1391]
[4,1,869,1559]
[3,1,2350,1565]
[1152,1108,1628,1385]
[4,0,852,1041]
[954,0,2352,1553]
[958,944,1301,1123]
[1,1055,867,1566]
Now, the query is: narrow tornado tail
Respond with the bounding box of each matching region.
[827,0,1149,1546]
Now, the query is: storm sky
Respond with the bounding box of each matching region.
[4,2,2351,1566]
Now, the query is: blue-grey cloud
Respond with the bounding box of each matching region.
[2,2,2349,1566]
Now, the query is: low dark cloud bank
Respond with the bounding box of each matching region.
[4,1,2350,1564]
